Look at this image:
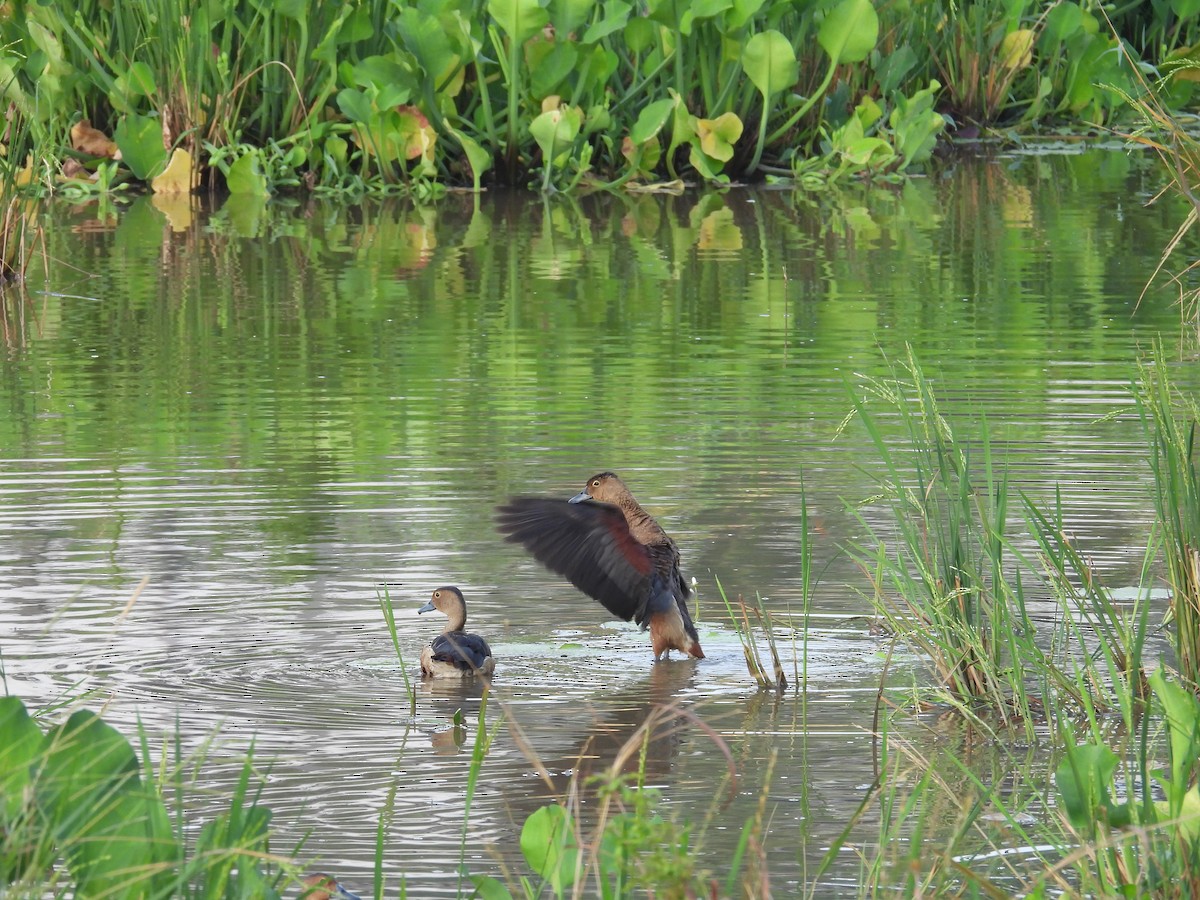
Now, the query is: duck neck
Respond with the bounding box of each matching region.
[443,605,467,633]
[620,499,664,541]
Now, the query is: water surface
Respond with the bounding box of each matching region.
[2,149,1196,894]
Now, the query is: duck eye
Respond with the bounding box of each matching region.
[434,591,441,598]
[592,479,600,487]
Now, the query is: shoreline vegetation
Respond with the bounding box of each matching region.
[5,347,1200,897]
[0,0,1196,201]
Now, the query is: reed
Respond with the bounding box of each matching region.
[376,586,416,716]
[846,347,1039,724]
[715,576,786,691]
[1135,352,1200,686]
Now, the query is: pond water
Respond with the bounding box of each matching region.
[2,149,1198,895]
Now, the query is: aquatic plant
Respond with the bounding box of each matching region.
[846,347,1043,725]
[0,0,1193,194]
[0,695,320,899]
[377,586,417,716]
[1136,352,1200,688]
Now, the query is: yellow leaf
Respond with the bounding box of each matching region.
[541,95,561,113]
[150,148,198,195]
[696,112,743,162]
[999,30,1034,71]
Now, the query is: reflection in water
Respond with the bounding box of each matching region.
[0,150,1196,892]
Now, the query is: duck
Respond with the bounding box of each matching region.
[496,472,705,661]
[417,586,496,678]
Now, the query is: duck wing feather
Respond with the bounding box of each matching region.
[496,497,656,624]
[430,632,493,669]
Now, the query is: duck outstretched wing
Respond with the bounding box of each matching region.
[496,497,654,623]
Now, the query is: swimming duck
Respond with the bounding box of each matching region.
[417,587,496,678]
[496,472,705,661]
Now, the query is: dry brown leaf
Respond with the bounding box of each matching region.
[150,147,198,195]
[71,119,120,158]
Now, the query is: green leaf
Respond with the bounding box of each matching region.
[529,41,579,98]
[742,30,798,98]
[396,7,459,82]
[450,129,493,192]
[114,113,167,180]
[1054,741,1119,832]
[488,0,550,45]
[529,106,583,166]
[352,55,411,93]
[581,0,630,43]
[520,805,580,890]
[691,0,733,19]
[1151,668,1200,801]
[336,88,374,124]
[36,710,180,897]
[818,0,879,65]
[874,45,917,97]
[0,697,43,822]
[548,0,595,36]
[629,97,675,144]
[469,874,515,900]
[226,153,270,196]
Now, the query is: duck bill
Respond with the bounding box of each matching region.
[567,490,591,504]
[417,601,435,614]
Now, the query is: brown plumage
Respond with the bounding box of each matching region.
[496,472,705,661]
[417,587,496,678]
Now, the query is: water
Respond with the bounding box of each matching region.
[1,149,1196,894]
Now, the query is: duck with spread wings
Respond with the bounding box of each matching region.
[496,472,705,661]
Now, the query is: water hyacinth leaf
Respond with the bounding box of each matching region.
[548,0,594,37]
[623,14,656,53]
[530,105,582,164]
[646,0,688,29]
[450,128,492,191]
[696,111,742,161]
[312,4,375,65]
[582,0,630,43]
[726,0,767,30]
[111,61,157,113]
[226,152,269,196]
[336,88,374,124]
[520,805,580,890]
[742,30,799,98]
[488,0,549,45]
[1054,741,1120,831]
[352,55,412,94]
[1000,29,1035,70]
[692,0,733,20]
[396,106,437,166]
[150,148,198,194]
[36,710,179,897]
[1151,668,1200,795]
[818,0,879,65]
[1172,0,1200,18]
[114,112,167,180]
[528,40,579,98]
[630,97,675,144]
[396,7,459,82]
[0,697,42,822]
[470,874,515,900]
[874,44,917,96]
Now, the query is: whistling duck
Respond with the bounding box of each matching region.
[496,472,705,661]
[417,587,496,678]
